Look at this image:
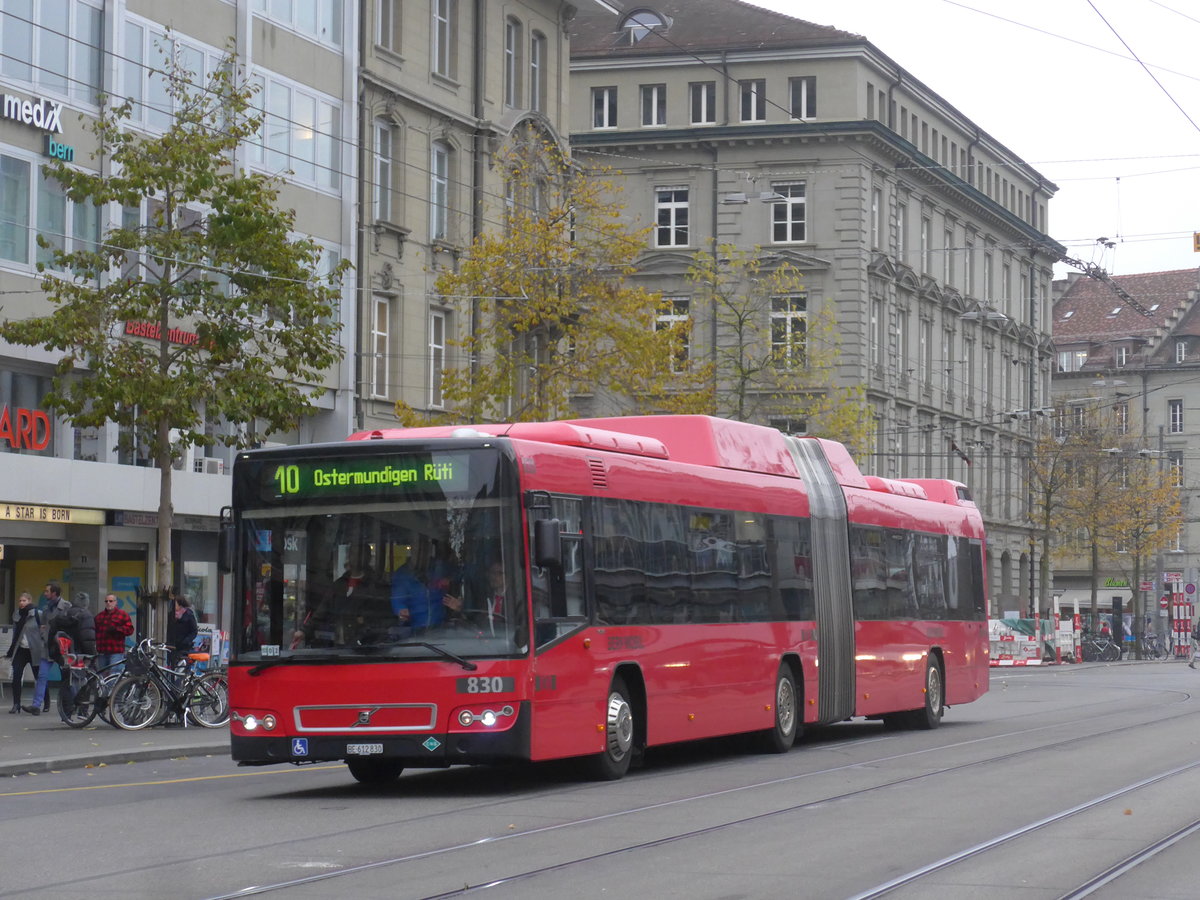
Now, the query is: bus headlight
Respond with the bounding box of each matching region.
[454,705,516,728]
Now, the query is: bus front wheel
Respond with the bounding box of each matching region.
[347,759,405,784]
[587,676,635,781]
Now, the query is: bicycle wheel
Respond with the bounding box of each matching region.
[63,674,100,728]
[1103,641,1121,662]
[186,672,229,728]
[96,672,122,727]
[109,675,165,730]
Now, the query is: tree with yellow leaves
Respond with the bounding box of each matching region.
[676,246,874,458]
[412,127,683,424]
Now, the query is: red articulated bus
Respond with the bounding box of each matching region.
[225,415,989,783]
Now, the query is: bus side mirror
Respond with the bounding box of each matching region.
[218,507,234,574]
[533,518,562,570]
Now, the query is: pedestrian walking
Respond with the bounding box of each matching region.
[94,594,134,673]
[25,590,95,719]
[24,583,71,716]
[5,592,44,713]
[1189,621,1200,669]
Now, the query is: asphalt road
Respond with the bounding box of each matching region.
[2,662,1199,900]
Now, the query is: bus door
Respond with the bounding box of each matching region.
[528,497,596,760]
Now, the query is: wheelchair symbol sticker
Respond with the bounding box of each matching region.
[292,738,309,757]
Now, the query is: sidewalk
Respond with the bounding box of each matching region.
[0,701,228,777]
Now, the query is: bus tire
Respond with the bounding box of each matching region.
[908,657,944,730]
[347,759,405,784]
[755,665,799,753]
[587,676,635,781]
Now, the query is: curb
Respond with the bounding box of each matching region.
[0,742,230,778]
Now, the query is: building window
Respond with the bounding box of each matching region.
[620,9,664,43]
[1177,340,1187,364]
[771,295,807,368]
[250,0,343,48]
[1170,451,1184,488]
[530,31,546,112]
[36,165,99,271]
[964,238,975,296]
[1,154,98,271]
[373,119,393,222]
[1169,398,1184,433]
[592,86,617,129]
[244,69,341,191]
[640,84,666,126]
[656,297,691,372]
[1115,345,1129,367]
[1055,349,1088,373]
[690,81,715,124]
[771,182,806,243]
[1115,400,1129,434]
[870,187,882,249]
[896,202,907,259]
[370,295,390,398]
[504,17,522,107]
[943,228,954,285]
[2,0,102,104]
[869,296,883,369]
[739,78,766,122]
[430,141,450,241]
[789,76,816,119]
[654,187,688,247]
[432,0,457,78]
[429,309,446,408]
[377,0,401,52]
[919,318,933,385]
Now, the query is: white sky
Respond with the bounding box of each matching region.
[754,0,1200,278]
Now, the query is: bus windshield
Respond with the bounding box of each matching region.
[232,447,525,663]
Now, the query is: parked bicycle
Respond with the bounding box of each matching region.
[1081,635,1122,662]
[55,637,125,729]
[1138,633,1171,660]
[107,639,228,730]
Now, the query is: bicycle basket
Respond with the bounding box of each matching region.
[123,644,151,675]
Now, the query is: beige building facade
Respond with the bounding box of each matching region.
[355,0,576,430]
[568,1,1063,616]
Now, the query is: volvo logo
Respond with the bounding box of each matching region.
[352,707,381,727]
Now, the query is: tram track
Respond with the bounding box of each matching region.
[193,688,1200,900]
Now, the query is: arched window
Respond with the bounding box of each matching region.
[620,9,665,43]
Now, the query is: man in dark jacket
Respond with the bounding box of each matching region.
[23,585,72,716]
[167,594,199,668]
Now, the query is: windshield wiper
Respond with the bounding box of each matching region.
[391,642,478,671]
[247,654,345,676]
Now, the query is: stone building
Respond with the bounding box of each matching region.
[568,0,1063,615]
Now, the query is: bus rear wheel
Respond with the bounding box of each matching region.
[587,676,635,781]
[909,658,944,730]
[755,665,798,753]
[347,759,405,784]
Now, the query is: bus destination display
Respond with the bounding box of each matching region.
[264,454,469,500]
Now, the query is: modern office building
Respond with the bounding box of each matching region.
[0,0,357,633]
[568,0,1063,616]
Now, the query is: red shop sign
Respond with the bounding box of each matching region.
[0,405,51,451]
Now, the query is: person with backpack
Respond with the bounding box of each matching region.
[23,584,72,716]
[5,592,44,713]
